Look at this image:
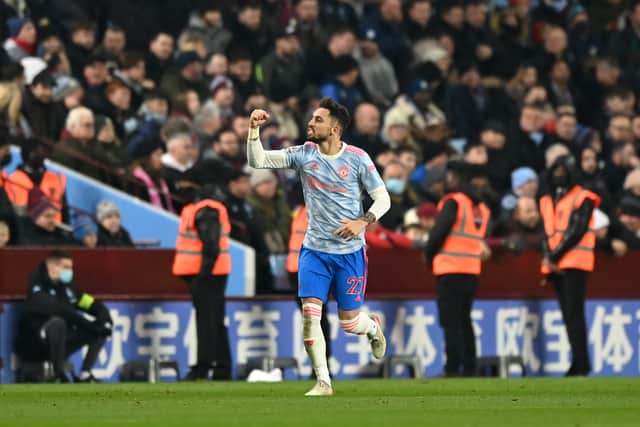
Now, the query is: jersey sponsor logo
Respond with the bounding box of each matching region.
[306,175,348,193]
[338,166,350,179]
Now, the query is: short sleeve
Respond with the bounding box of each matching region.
[285,145,305,169]
[359,152,385,193]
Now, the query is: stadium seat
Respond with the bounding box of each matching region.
[476,355,526,378]
[381,355,422,379]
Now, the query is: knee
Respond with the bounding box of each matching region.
[42,316,66,340]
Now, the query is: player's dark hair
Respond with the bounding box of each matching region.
[318,98,351,135]
[46,250,72,262]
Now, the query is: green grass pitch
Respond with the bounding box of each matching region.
[1,378,639,426]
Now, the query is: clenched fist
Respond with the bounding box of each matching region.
[249,109,270,129]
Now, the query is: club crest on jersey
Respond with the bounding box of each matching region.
[338,166,350,178]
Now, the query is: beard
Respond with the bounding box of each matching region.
[307,128,328,143]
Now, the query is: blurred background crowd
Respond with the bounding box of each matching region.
[0,0,640,294]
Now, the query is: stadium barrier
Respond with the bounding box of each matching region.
[1,249,639,382]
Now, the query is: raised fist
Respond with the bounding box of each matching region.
[249,109,270,129]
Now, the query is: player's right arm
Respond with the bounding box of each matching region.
[247,109,293,169]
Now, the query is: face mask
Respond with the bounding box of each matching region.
[386,178,406,195]
[529,132,544,145]
[0,152,12,167]
[59,269,73,284]
[147,112,167,124]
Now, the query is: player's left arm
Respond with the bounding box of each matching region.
[335,154,390,241]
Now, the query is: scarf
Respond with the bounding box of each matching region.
[133,166,175,213]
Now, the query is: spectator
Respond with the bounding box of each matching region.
[101,23,126,56]
[146,32,175,85]
[546,60,577,108]
[464,0,503,77]
[4,17,36,61]
[202,128,243,171]
[360,0,413,81]
[397,145,419,176]
[505,63,539,105]
[365,220,415,249]
[379,160,417,230]
[100,79,133,139]
[227,49,259,113]
[72,214,98,248]
[162,133,200,208]
[82,52,111,115]
[205,75,234,121]
[345,103,387,159]
[492,196,544,252]
[509,102,549,172]
[231,1,273,63]
[16,250,112,382]
[480,120,512,194]
[52,107,111,183]
[205,53,227,81]
[0,76,23,130]
[18,187,76,246]
[416,201,438,235]
[129,139,175,213]
[553,107,578,147]
[463,140,488,165]
[95,115,129,176]
[180,5,231,56]
[545,143,571,170]
[258,21,304,106]
[66,20,97,78]
[320,54,364,116]
[95,200,134,247]
[357,27,400,109]
[223,168,272,293]
[604,141,640,200]
[125,90,169,159]
[161,51,208,104]
[533,25,571,77]
[53,76,84,114]
[383,77,447,148]
[172,89,201,120]
[293,0,324,51]
[579,145,613,213]
[305,26,356,85]
[0,128,18,241]
[20,70,66,140]
[614,194,640,249]
[405,0,435,42]
[5,137,68,221]
[501,166,538,213]
[113,50,150,111]
[192,103,223,149]
[247,169,292,256]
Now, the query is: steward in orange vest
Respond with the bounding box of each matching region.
[4,138,67,222]
[172,186,232,381]
[539,155,599,376]
[425,161,491,377]
[286,205,308,273]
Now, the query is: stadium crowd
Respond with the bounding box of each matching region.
[0,0,640,294]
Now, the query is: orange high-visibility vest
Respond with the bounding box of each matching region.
[6,169,66,221]
[286,206,308,273]
[539,185,600,273]
[172,199,232,276]
[432,193,491,276]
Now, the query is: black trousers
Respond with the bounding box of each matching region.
[41,316,106,376]
[185,274,231,379]
[550,269,590,375]
[436,274,478,376]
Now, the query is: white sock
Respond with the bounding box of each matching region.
[339,312,378,340]
[302,303,331,385]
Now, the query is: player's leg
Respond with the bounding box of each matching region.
[298,247,333,395]
[334,248,386,359]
